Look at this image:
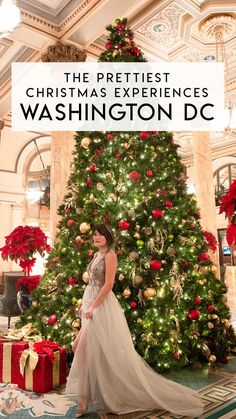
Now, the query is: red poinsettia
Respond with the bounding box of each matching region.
[203,231,218,252]
[219,180,236,245]
[0,226,51,262]
[16,275,41,293]
[219,180,236,219]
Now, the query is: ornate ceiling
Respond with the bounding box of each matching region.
[0,0,235,156]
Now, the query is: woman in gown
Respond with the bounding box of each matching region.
[65,224,204,418]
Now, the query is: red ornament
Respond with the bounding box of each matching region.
[68,277,77,286]
[124,51,131,56]
[107,133,114,141]
[195,296,201,305]
[115,152,121,160]
[171,137,175,144]
[118,219,131,231]
[86,176,92,186]
[150,260,162,271]
[88,165,96,172]
[139,132,150,139]
[116,249,124,255]
[67,219,74,227]
[152,209,163,218]
[199,252,210,261]
[88,251,94,258]
[133,47,140,55]
[172,351,180,360]
[129,171,140,182]
[155,189,167,197]
[130,300,137,309]
[105,41,112,49]
[165,201,173,208]
[116,44,122,50]
[188,309,200,321]
[65,208,70,214]
[195,211,201,218]
[117,22,125,29]
[146,170,153,177]
[92,209,99,217]
[48,314,57,325]
[207,304,216,312]
[180,261,189,268]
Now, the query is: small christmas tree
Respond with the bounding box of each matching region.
[18,18,235,371]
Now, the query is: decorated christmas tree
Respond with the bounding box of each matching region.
[18,18,235,371]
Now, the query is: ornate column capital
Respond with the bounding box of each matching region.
[41,41,87,62]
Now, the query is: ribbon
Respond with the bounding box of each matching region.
[2,342,12,382]
[4,323,43,342]
[20,344,39,377]
[33,340,62,362]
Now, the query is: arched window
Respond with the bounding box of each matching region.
[214,164,236,206]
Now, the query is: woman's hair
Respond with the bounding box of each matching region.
[92,224,115,247]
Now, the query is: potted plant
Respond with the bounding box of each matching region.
[0,225,50,312]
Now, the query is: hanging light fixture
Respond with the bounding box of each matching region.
[0,0,21,38]
[200,15,236,131]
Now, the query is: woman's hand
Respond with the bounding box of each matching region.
[85,306,94,319]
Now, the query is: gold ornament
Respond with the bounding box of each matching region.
[202,343,211,358]
[96,182,104,191]
[137,318,143,325]
[143,288,156,299]
[208,314,219,320]
[144,227,152,235]
[76,299,83,307]
[129,251,139,261]
[222,319,231,329]
[208,322,214,329]
[72,319,81,329]
[118,274,124,281]
[82,271,90,283]
[76,208,83,215]
[133,275,143,286]
[133,232,140,239]
[208,355,216,363]
[199,278,207,285]
[79,222,90,234]
[105,171,112,179]
[89,194,96,203]
[167,247,176,256]
[32,301,38,307]
[81,137,91,148]
[199,266,209,275]
[123,288,131,298]
[127,210,136,218]
[211,265,217,273]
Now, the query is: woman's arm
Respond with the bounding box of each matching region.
[85,251,117,318]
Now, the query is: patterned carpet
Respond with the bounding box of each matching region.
[1,359,236,418]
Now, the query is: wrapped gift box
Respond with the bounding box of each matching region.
[0,339,29,384]
[18,348,67,393]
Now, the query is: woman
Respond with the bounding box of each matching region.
[65,224,204,418]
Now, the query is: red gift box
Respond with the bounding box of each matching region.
[18,348,67,393]
[0,339,29,384]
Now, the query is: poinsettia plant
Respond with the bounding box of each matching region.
[219,179,236,245]
[203,230,218,252]
[0,226,50,294]
[16,275,41,293]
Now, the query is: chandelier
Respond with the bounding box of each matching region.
[0,0,21,38]
[200,15,236,131]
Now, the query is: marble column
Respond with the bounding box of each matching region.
[192,132,220,273]
[41,42,87,244]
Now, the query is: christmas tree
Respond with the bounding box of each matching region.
[18,18,235,371]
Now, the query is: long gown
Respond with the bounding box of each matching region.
[65,252,204,417]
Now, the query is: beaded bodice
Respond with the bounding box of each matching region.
[87,252,105,288]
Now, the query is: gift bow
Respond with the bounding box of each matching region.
[20,343,39,376]
[4,323,43,342]
[33,340,62,362]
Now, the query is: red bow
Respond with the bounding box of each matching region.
[33,340,62,362]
